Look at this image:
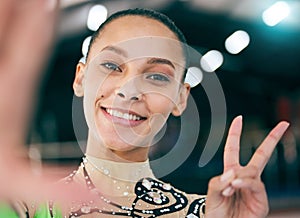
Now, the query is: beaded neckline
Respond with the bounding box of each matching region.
[84,154,154,182]
[57,157,206,217]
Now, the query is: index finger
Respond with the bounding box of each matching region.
[248,121,289,175]
[223,115,243,172]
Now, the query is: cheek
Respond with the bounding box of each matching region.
[83,73,114,129]
[144,95,175,137]
[146,94,175,116]
[85,72,115,100]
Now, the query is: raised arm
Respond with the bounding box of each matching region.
[0,0,93,206]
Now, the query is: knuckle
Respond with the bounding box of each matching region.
[248,165,260,176]
[224,163,238,170]
[236,165,260,178]
[224,145,239,153]
[256,147,269,159]
[208,177,220,189]
[268,132,280,142]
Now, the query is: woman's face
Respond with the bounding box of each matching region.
[74,15,190,155]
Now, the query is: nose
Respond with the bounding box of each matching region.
[114,77,142,101]
[115,91,140,101]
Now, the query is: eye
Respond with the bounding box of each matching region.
[146,73,170,82]
[100,62,122,72]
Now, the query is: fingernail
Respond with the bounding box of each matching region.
[220,170,234,182]
[232,178,243,186]
[274,121,290,138]
[237,115,243,120]
[282,121,290,129]
[222,186,233,196]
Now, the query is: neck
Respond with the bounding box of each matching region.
[85,131,150,162]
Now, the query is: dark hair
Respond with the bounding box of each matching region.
[86,8,189,79]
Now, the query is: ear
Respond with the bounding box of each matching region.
[73,62,85,97]
[172,83,191,116]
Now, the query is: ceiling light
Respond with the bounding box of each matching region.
[87,5,108,31]
[82,36,92,57]
[225,30,250,54]
[185,67,203,87]
[262,1,290,26]
[200,50,224,72]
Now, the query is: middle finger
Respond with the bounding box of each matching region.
[248,121,289,175]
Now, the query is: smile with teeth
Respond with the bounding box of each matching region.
[105,108,145,121]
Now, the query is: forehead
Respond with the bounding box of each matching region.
[88,16,185,67]
[99,15,179,44]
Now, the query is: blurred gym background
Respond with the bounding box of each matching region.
[28,0,300,216]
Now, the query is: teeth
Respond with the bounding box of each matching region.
[105,108,142,121]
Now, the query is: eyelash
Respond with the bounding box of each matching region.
[100,62,122,72]
[99,63,170,83]
[146,73,170,82]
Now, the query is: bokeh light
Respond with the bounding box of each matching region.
[200,50,224,72]
[225,30,250,54]
[185,67,203,87]
[81,36,92,57]
[262,1,290,26]
[87,5,108,31]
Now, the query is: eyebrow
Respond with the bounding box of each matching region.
[101,46,175,69]
[101,45,128,57]
[147,58,175,69]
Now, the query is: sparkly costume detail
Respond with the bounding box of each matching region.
[47,157,206,217]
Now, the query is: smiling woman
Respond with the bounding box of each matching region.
[38,8,205,218]
[0,4,290,218]
[30,9,206,217]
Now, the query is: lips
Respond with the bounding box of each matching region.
[101,107,147,126]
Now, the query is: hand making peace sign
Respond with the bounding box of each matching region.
[205,116,290,218]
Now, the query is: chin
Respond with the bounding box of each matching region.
[102,139,149,161]
[105,136,150,150]
[105,141,135,152]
